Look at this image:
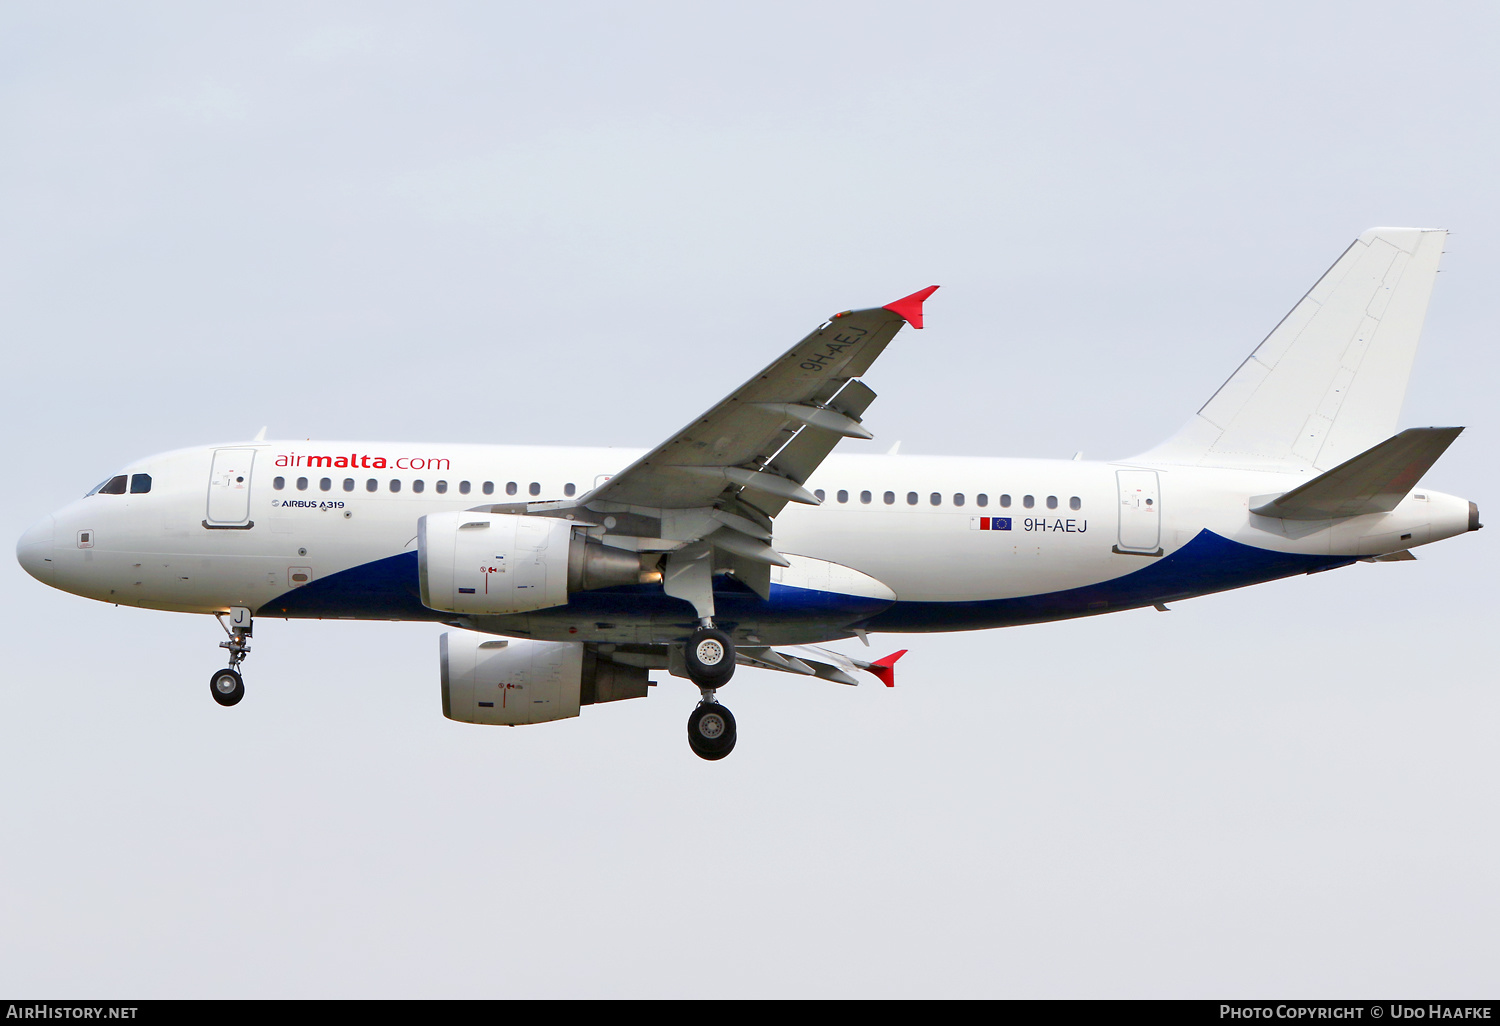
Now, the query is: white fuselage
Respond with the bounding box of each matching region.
[16,439,1474,645]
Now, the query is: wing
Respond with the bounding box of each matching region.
[740,644,908,687]
[607,643,909,686]
[584,286,937,511]
[561,286,937,599]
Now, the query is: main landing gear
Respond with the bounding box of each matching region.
[687,700,736,761]
[211,606,252,707]
[684,625,737,761]
[661,545,741,760]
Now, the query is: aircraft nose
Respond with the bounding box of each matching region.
[16,514,56,584]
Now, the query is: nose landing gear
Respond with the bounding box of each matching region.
[210,667,244,707]
[211,606,252,707]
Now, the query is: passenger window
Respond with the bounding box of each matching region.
[296,477,308,491]
[860,490,872,504]
[529,482,540,496]
[389,479,401,493]
[366,479,377,492]
[564,483,576,497]
[1070,496,1081,510]
[953,493,965,507]
[413,480,425,494]
[930,492,941,506]
[976,493,988,507]
[1047,495,1058,509]
[883,491,895,505]
[815,489,825,501]
[459,481,471,494]
[273,476,286,491]
[130,473,152,494]
[1023,495,1035,509]
[436,480,448,494]
[837,490,849,504]
[319,478,331,492]
[483,482,494,495]
[907,492,918,505]
[343,479,354,492]
[1000,494,1011,508]
[506,482,517,496]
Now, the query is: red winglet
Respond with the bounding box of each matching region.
[867,649,908,688]
[882,286,940,330]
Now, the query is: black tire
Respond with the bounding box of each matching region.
[684,627,735,688]
[209,668,245,707]
[687,702,737,761]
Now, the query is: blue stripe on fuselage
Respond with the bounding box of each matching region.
[257,550,894,628]
[260,550,436,620]
[258,530,1363,635]
[865,529,1361,632]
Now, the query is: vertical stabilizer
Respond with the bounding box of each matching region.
[1137,228,1447,472]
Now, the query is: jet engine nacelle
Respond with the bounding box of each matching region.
[440,632,650,726]
[418,511,643,615]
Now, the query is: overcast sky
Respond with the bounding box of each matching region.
[2,1,1496,998]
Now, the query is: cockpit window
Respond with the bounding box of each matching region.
[88,475,128,496]
[130,474,152,494]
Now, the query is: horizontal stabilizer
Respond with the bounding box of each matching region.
[1250,426,1462,521]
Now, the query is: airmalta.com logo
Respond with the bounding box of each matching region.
[274,452,451,471]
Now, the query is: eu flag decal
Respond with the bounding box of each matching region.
[972,517,1013,531]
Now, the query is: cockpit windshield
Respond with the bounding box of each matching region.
[87,475,127,497]
[86,472,152,497]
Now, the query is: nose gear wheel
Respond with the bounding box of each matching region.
[209,668,245,707]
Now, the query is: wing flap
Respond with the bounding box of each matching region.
[755,380,880,518]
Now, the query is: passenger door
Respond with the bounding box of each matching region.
[1115,470,1162,555]
[206,448,256,528]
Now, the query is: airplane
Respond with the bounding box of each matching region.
[15,227,1481,760]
